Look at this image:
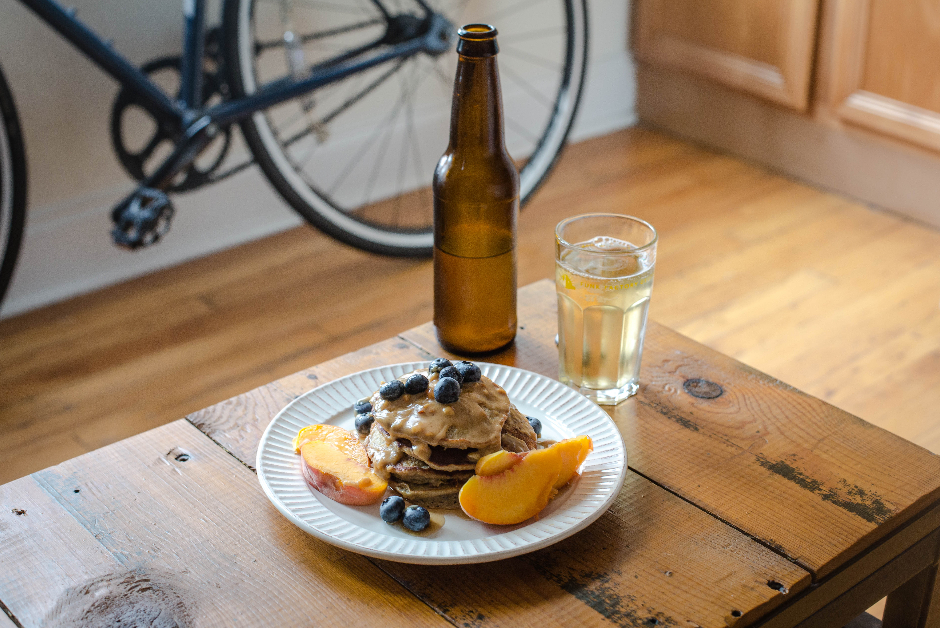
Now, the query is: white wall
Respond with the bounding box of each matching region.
[0,0,636,318]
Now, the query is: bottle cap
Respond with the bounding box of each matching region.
[457,24,499,57]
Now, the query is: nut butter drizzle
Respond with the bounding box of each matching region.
[365,426,404,481]
[365,370,510,479]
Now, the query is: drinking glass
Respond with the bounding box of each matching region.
[555,214,658,405]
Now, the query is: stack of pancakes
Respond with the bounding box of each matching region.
[364,368,536,509]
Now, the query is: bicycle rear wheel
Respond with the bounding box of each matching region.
[0,64,27,312]
[222,0,587,256]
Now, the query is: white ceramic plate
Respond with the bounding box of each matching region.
[256,362,627,564]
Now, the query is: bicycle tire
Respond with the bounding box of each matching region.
[222,0,587,257]
[0,64,27,313]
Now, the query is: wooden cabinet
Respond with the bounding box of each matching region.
[633,0,940,229]
[827,0,940,153]
[634,0,820,110]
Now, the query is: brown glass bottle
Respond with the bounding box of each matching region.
[433,24,519,354]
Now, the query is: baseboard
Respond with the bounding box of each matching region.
[1,167,303,318]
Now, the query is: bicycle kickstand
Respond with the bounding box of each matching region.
[111,116,220,250]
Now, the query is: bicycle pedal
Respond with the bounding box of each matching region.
[111,188,175,250]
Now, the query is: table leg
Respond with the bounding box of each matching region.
[882,560,940,628]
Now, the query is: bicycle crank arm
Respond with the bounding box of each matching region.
[110,116,218,249]
[111,115,218,223]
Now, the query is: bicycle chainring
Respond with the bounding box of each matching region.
[110,55,232,192]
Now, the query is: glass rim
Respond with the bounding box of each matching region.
[555,213,658,253]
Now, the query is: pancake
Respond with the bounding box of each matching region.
[364,368,538,509]
[388,480,466,510]
[502,406,537,453]
[370,370,511,451]
[365,422,465,508]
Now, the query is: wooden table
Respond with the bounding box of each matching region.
[2,279,939,628]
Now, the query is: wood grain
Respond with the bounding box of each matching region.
[174,278,939,624]
[0,419,811,628]
[2,126,940,623]
[0,420,451,628]
[826,0,940,152]
[180,298,811,624]
[0,319,818,626]
[0,477,121,627]
[632,323,940,577]
[0,349,815,628]
[187,337,433,467]
[3,126,940,493]
[376,470,808,627]
[400,281,940,580]
[633,0,820,109]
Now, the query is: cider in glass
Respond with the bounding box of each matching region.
[555,215,657,405]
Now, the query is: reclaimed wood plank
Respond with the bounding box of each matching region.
[756,502,940,628]
[882,559,940,628]
[0,366,811,627]
[633,323,940,578]
[182,321,811,625]
[176,323,812,625]
[0,478,121,627]
[187,337,434,467]
[377,470,809,628]
[399,280,940,579]
[0,420,449,628]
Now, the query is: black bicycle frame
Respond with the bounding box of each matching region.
[18,0,437,130]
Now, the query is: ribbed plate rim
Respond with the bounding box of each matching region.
[256,362,627,564]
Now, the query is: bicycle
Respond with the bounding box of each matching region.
[0,0,589,309]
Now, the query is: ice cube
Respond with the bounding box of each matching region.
[590,236,637,252]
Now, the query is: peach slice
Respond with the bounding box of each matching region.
[459,447,562,525]
[553,435,594,489]
[295,424,388,506]
[293,424,351,453]
[475,449,524,476]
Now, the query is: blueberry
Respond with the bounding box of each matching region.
[354,398,372,414]
[439,365,463,384]
[404,373,430,395]
[402,505,430,532]
[428,358,452,374]
[527,416,542,438]
[454,361,481,383]
[355,412,375,436]
[434,377,461,404]
[379,379,405,401]
[380,495,406,524]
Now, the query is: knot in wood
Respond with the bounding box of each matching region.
[43,569,192,627]
[682,378,723,399]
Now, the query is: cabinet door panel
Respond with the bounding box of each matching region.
[829,0,940,152]
[633,0,820,110]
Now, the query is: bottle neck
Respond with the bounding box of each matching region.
[448,54,506,156]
